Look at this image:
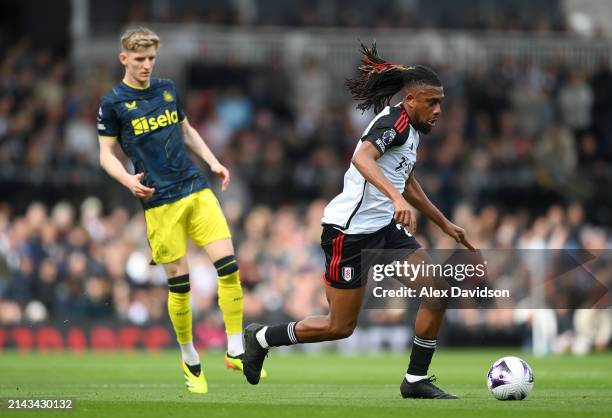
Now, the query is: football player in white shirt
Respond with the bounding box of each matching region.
[243,44,474,399]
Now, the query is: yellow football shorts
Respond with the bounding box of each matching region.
[145,188,232,264]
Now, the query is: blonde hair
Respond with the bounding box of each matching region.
[120,27,160,52]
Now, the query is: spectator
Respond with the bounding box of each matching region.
[558,70,594,137]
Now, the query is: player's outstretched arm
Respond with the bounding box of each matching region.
[403,171,475,250]
[98,136,155,199]
[181,119,230,191]
[352,141,414,229]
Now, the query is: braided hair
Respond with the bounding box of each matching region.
[345,43,441,114]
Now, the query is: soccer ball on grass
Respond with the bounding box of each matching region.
[487,356,534,400]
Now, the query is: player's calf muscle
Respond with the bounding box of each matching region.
[414,308,445,339]
[295,315,357,342]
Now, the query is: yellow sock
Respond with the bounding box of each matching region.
[167,274,193,344]
[215,256,243,334]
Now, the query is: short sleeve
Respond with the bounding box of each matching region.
[363,119,403,155]
[176,92,186,122]
[97,99,120,138]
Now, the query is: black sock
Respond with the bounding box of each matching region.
[186,363,201,377]
[264,322,299,347]
[407,335,437,376]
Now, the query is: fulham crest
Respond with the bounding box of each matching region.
[343,267,354,282]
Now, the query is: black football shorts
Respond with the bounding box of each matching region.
[321,220,420,289]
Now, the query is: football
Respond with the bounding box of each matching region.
[487,356,534,400]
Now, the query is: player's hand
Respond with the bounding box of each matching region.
[442,221,475,251]
[126,172,155,199]
[211,162,230,192]
[393,198,415,232]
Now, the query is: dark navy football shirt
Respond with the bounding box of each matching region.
[98,78,208,209]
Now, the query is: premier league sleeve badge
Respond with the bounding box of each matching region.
[382,129,396,145]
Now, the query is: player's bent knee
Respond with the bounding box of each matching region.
[163,258,187,278]
[335,327,355,340]
[327,323,356,340]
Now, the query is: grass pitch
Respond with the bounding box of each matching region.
[0,349,610,418]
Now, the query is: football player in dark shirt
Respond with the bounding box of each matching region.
[98,27,266,394]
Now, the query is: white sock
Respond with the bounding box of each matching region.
[227,333,244,356]
[180,341,200,366]
[255,326,269,349]
[405,373,427,383]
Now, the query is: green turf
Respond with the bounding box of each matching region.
[0,349,610,418]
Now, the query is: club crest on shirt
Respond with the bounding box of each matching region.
[163,90,174,102]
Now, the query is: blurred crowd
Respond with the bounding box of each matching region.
[102,0,571,33]
[0,40,101,178]
[0,197,610,353]
[2,39,612,221]
[0,36,611,352]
